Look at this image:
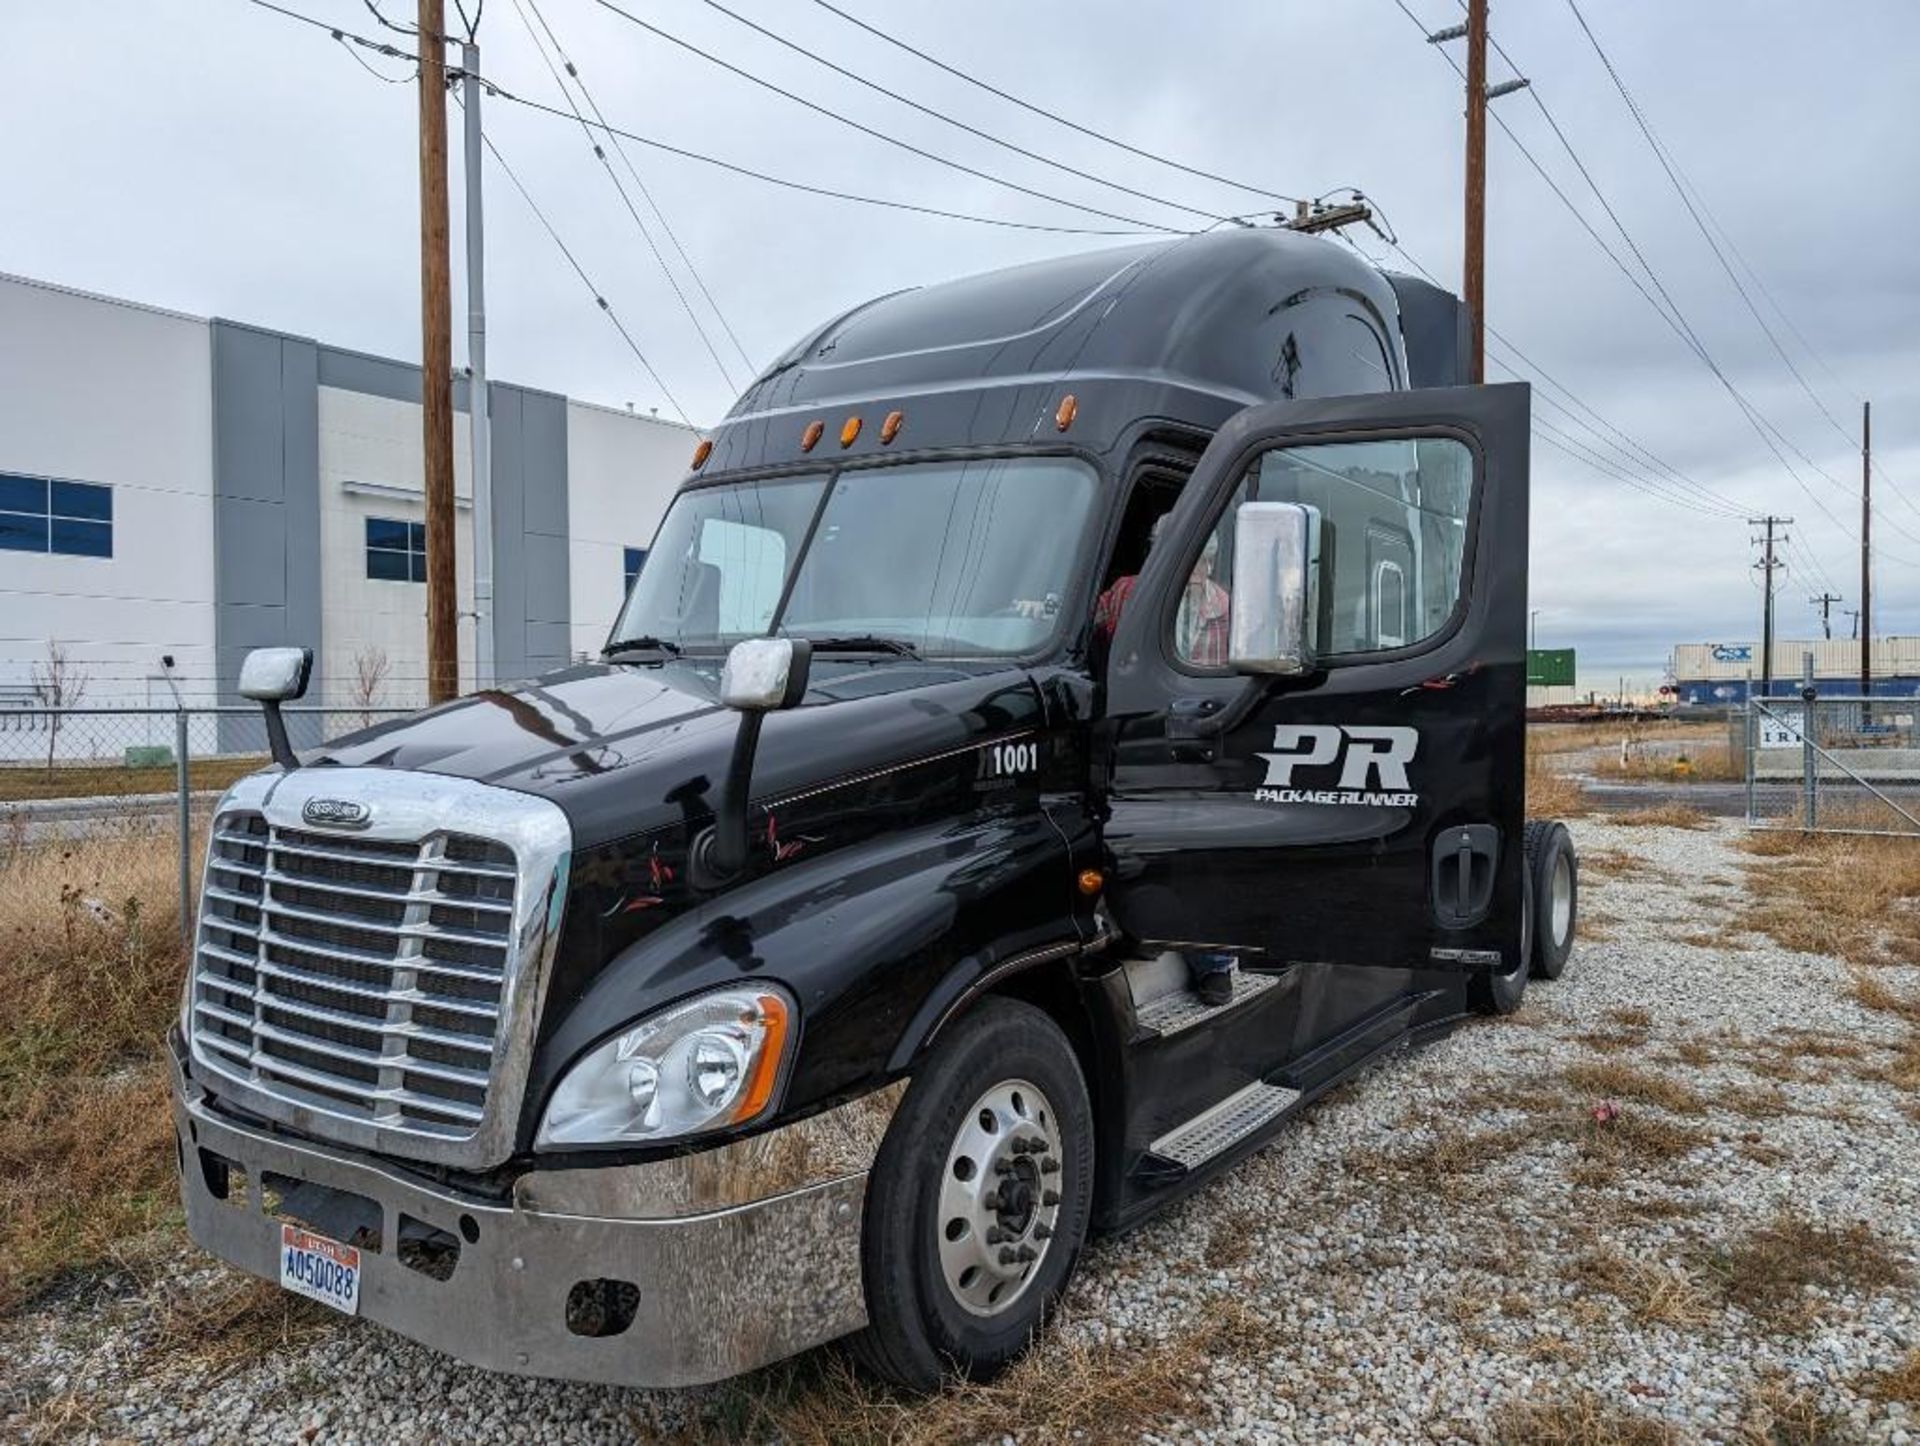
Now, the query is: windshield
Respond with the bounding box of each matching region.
[610,456,1099,657]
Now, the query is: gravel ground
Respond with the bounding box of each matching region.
[6,817,1919,1442]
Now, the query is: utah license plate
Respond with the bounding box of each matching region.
[279,1223,362,1316]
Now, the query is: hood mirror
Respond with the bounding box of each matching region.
[1228,502,1320,676]
[238,646,313,771]
[700,638,813,886]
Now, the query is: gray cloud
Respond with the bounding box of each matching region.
[2,0,1915,689]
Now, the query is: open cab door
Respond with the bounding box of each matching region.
[1102,383,1531,1046]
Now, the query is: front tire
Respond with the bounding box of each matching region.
[1471,864,1532,1015]
[848,997,1094,1392]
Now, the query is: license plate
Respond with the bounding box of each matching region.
[279,1223,362,1316]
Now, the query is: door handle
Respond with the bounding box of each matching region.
[1431,824,1499,928]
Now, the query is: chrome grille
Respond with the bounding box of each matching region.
[191,811,520,1139]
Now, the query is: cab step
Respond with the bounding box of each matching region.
[1133,968,1280,1039]
[1147,1080,1300,1171]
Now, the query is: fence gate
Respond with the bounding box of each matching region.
[1743,682,1920,838]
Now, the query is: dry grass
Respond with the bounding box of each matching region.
[0,826,188,1310]
[1201,1199,1264,1270]
[0,756,264,803]
[1571,1248,1718,1329]
[1611,804,1712,830]
[1733,1377,1846,1445]
[1528,751,1593,819]
[1739,829,1920,967]
[145,1271,331,1377]
[697,1301,1264,1444]
[1861,1348,1920,1405]
[1530,720,1725,757]
[1594,740,1743,785]
[1697,1212,1910,1327]
[1563,1060,1710,1116]
[1486,1389,1682,1446]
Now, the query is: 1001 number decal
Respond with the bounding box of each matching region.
[985,741,1039,777]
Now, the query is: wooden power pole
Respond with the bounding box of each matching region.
[419,0,458,705]
[1463,0,1488,383]
[1861,399,1872,705]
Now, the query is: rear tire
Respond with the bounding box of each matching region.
[1526,820,1578,980]
[847,997,1094,1392]
[1470,864,1532,1016]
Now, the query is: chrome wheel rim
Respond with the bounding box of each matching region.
[1550,853,1573,945]
[937,1078,1062,1318]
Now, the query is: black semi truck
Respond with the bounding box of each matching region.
[171,226,1579,1392]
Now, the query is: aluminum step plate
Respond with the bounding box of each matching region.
[1149,1081,1300,1171]
[1134,968,1280,1040]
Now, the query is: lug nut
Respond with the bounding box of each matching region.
[1042,1189,1061,1207]
[1041,1157,1060,1174]
[993,1158,1014,1175]
[998,1247,1018,1266]
[985,1226,1005,1245]
[1034,1224,1053,1240]
[1018,1244,1037,1262]
[980,1191,1002,1211]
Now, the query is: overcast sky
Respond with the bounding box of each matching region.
[4,0,1916,690]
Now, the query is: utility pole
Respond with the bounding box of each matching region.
[461,38,493,692]
[1463,0,1487,383]
[419,0,458,705]
[1427,4,1526,384]
[1750,515,1791,698]
[1843,608,1861,642]
[1861,399,1872,707]
[1810,592,1842,640]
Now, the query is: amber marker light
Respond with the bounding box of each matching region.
[1055,394,1078,432]
[879,410,904,444]
[839,415,862,448]
[800,420,825,452]
[1077,868,1104,896]
[690,438,713,470]
[731,991,792,1123]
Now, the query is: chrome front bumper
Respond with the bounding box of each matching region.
[171,1040,900,1388]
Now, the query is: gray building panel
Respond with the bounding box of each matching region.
[318,344,471,412]
[211,321,324,727]
[519,389,570,538]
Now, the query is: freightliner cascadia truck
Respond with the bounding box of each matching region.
[172,225,1580,1391]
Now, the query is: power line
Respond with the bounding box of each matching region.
[803,0,1305,210]
[510,0,741,391]
[582,0,1185,234]
[1386,0,1871,575]
[475,120,694,428]
[240,0,1156,238]
[687,0,1239,227]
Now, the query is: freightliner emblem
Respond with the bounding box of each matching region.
[302,798,372,830]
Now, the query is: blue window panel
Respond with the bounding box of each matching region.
[367,548,412,582]
[622,546,647,591]
[0,475,48,514]
[0,512,49,552]
[50,518,112,557]
[366,517,411,550]
[408,521,427,552]
[409,550,429,583]
[50,480,112,522]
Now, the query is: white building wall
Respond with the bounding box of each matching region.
[565,401,694,660]
[316,385,474,710]
[0,274,215,728]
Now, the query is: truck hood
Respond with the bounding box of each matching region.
[309,659,1046,852]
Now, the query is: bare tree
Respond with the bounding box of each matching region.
[351,645,392,729]
[31,640,89,770]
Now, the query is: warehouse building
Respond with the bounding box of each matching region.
[1669,638,1920,706]
[0,269,695,718]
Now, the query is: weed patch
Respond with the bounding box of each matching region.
[1487,1389,1681,1445]
[1564,1061,1709,1116]
[1698,1212,1909,1327]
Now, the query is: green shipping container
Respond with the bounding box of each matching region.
[1527,648,1576,687]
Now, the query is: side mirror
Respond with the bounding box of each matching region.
[1228,502,1320,676]
[239,646,312,702]
[703,637,813,885]
[720,637,812,712]
[238,646,312,770]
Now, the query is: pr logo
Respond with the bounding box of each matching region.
[1254,725,1420,806]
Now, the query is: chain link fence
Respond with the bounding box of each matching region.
[0,706,418,950]
[1742,690,1920,837]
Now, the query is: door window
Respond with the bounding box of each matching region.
[1174,435,1474,666]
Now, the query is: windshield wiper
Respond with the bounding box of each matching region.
[602,635,684,660]
[804,634,922,658]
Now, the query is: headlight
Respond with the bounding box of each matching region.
[536,984,795,1147]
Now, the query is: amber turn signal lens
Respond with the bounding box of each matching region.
[839,416,862,448]
[730,991,791,1124]
[1077,868,1103,896]
[1054,394,1078,432]
[800,420,825,452]
[690,438,713,470]
[879,410,904,444]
